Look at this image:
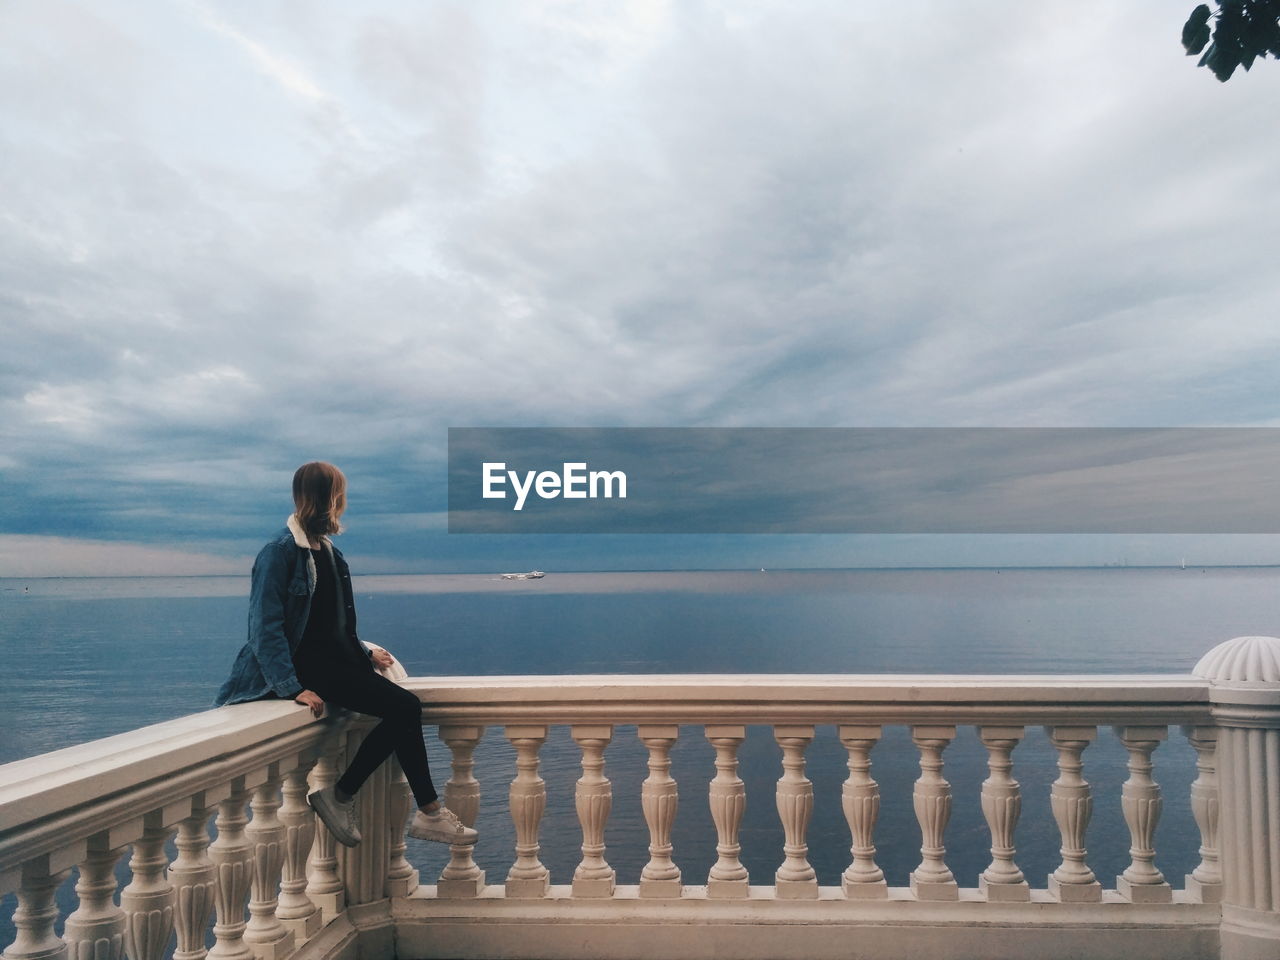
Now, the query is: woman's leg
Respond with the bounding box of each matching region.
[308,669,439,808]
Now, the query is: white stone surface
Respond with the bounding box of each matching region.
[391,886,1220,960]
[1194,636,1280,685]
[1202,642,1280,960]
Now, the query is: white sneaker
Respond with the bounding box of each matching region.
[408,805,478,845]
[308,786,362,847]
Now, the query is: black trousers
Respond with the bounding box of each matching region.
[299,663,439,807]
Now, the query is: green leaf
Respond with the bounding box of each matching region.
[1184,3,1214,52]
[1185,0,1280,81]
[1184,19,1212,53]
[1206,42,1240,79]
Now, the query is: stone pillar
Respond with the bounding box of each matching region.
[4,860,71,960]
[978,725,1029,901]
[773,726,818,900]
[120,817,176,960]
[337,725,390,907]
[170,799,221,960]
[276,762,321,942]
[1046,726,1101,902]
[63,838,126,960]
[638,725,682,899]
[505,725,550,899]
[571,725,615,898]
[705,725,749,899]
[1182,724,1223,904]
[1195,636,1280,960]
[909,725,957,901]
[839,725,886,899]
[305,745,345,923]
[208,784,254,960]
[385,759,419,899]
[438,725,485,898]
[243,770,294,960]
[1114,725,1172,903]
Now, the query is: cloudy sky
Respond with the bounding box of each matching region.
[2,0,1278,575]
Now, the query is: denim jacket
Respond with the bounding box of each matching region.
[214,515,368,706]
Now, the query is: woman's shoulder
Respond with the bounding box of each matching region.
[255,527,299,562]
[265,526,296,548]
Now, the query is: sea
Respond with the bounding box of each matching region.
[2,566,1277,949]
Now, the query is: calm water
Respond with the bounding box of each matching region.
[2,567,1277,948]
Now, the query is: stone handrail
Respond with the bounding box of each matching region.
[1,704,342,872]
[2,637,1278,960]
[397,672,1212,723]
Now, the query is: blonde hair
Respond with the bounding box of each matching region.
[292,461,347,537]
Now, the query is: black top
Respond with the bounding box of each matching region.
[293,545,369,683]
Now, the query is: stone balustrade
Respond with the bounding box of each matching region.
[2,636,1278,960]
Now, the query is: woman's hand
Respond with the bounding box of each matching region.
[370,647,394,669]
[295,689,325,718]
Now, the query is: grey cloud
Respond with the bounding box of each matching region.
[2,0,1278,570]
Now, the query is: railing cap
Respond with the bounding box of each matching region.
[1194,636,1280,684]
[1194,636,1280,708]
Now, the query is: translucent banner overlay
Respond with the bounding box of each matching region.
[447,428,1280,534]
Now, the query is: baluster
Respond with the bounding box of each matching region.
[979,725,1029,901]
[1047,726,1102,902]
[243,769,294,960]
[385,759,419,899]
[4,859,72,960]
[1182,725,1223,904]
[277,760,321,942]
[705,725,748,899]
[571,725,615,898]
[638,725,682,898]
[1115,726,1172,902]
[839,725,886,899]
[304,746,345,922]
[208,782,255,960]
[170,797,221,960]
[437,725,485,898]
[505,725,550,898]
[64,837,126,960]
[774,726,817,899]
[909,725,957,900]
[120,816,175,960]
[336,723,389,907]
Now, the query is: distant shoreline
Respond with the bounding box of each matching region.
[2,562,1279,581]
[2,565,1276,602]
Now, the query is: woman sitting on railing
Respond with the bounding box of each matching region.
[214,460,476,850]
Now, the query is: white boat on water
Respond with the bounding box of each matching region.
[500,570,546,580]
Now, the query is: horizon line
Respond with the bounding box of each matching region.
[3,562,1279,580]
